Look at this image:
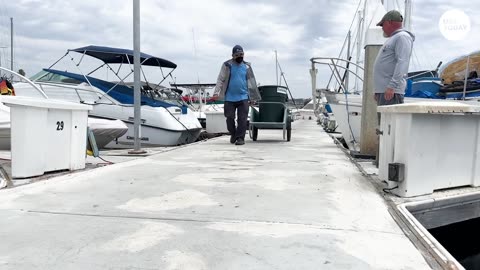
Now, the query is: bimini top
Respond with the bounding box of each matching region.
[44,68,176,108]
[69,45,177,69]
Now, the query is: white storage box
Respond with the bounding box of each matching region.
[378,101,480,197]
[205,111,228,134]
[2,96,92,178]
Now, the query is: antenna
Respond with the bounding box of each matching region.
[10,17,13,71]
[192,28,200,84]
[274,50,278,85]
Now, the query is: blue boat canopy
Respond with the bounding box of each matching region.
[70,45,177,68]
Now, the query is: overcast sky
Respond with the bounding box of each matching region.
[0,0,477,98]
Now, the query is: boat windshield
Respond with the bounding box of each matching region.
[30,70,82,84]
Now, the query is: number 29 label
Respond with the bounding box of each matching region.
[56,121,64,131]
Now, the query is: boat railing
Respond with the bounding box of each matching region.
[33,81,117,105]
[0,67,48,99]
[309,57,364,116]
[310,57,364,93]
[309,57,364,150]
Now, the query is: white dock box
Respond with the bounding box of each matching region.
[205,111,228,134]
[2,96,92,178]
[378,101,480,197]
[205,107,254,134]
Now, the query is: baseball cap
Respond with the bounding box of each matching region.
[376,10,403,26]
[232,45,244,54]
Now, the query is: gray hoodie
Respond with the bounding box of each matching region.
[373,29,415,94]
[214,59,261,101]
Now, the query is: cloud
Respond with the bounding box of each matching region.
[0,0,478,97]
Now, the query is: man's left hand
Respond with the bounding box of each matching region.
[384,88,395,101]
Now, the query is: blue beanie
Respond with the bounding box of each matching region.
[232,45,244,54]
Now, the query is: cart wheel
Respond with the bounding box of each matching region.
[287,128,291,142]
[252,127,258,141]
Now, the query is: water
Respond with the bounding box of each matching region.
[429,217,480,270]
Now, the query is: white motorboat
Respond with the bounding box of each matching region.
[87,118,128,149]
[15,45,202,148]
[0,67,128,150]
[297,100,317,119]
[323,92,362,150]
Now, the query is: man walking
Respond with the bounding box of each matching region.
[374,10,415,105]
[214,45,261,145]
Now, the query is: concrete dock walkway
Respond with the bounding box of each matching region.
[0,120,430,269]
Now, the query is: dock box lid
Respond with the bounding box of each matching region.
[1,96,92,111]
[377,101,480,114]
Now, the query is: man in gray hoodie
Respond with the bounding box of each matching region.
[373,10,415,105]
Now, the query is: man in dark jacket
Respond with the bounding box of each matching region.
[214,45,261,145]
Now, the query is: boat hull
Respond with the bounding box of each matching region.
[88,118,128,149]
[105,122,202,148]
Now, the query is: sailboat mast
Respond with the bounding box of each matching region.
[404,0,412,31]
[346,30,351,92]
[383,0,394,11]
[10,17,13,71]
[355,9,364,93]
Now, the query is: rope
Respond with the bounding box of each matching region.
[97,156,114,165]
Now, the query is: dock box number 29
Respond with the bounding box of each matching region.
[56,121,64,131]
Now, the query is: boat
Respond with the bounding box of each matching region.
[297,99,317,119]
[438,79,480,98]
[0,98,10,150]
[0,67,129,150]
[323,91,362,150]
[87,118,128,149]
[436,51,480,98]
[406,77,443,98]
[169,83,223,129]
[14,45,202,148]
[181,95,219,104]
[440,50,480,85]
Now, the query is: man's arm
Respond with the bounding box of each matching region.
[213,63,227,97]
[246,64,261,101]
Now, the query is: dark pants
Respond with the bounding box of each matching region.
[375,93,404,106]
[224,100,249,140]
[375,93,404,125]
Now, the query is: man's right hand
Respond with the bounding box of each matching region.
[384,88,395,101]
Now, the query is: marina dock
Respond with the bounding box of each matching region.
[0,119,432,269]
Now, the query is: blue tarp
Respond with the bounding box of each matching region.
[44,69,177,108]
[70,45,177,68]
[407,90,443,99]
[405,78,444,99]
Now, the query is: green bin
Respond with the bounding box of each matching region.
[258,86,288,123]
